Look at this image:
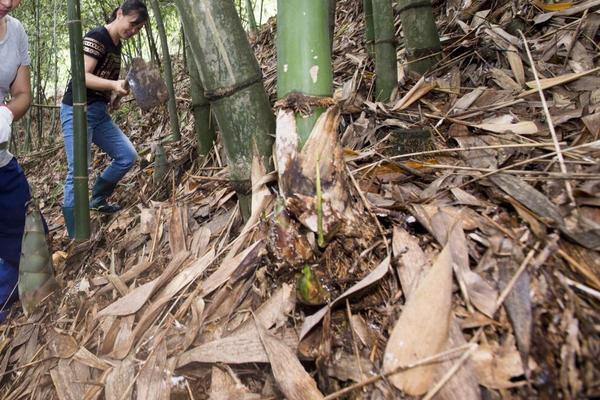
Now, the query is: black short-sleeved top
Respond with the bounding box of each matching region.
[62,26,122,106]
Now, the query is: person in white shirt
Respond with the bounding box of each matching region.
[0,0,36,321]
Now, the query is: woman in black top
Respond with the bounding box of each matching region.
[60,0,148,238]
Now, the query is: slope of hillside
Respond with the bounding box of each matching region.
[1,1,599,399]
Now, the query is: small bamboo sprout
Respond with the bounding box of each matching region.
[18,202,57,316]
[296,265,330,306]
[153,143,168,185]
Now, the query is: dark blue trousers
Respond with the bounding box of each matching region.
[0,157,31,316]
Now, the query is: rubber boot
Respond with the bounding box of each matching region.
[62,207,75,239]
[90,177,121,214]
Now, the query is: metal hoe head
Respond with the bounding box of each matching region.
[126,58,169,111]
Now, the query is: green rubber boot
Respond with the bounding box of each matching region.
[90,177,121,214]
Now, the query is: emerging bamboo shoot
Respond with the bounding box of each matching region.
[18,202,57,316]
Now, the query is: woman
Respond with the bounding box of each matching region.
[61,0,148,238]
[0,0,34,318]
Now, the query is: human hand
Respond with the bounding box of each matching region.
[112,80,129,96]
[0,106,13,146]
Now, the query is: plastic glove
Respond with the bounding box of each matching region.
[0,106,13,146]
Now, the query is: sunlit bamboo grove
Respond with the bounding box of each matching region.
[12,0,439,236]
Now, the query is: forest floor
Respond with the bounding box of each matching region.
[1,0,599,399]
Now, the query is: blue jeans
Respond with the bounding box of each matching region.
[61,102,137,208]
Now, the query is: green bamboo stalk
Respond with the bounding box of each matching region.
[328,0,336,53]
[35,0,42,148]
[145,22,161,69]
[175,0,275,220]
[185,39,216,156]
[150,0,180,141]
[372,0,397,102]
[277,0,333,147]
[396,0,442,75]
[181,26,187,68]
[67,0,90,240]
[363,0,375,57]
[245,0,257,35]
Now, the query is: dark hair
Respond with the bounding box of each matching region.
[108,0,149,24]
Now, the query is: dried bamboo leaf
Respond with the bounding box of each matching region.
[73,347,113,371]
[450,135,498,169]
[119,249,216,357]
[176,327,298,366]
[231,283,295,336]
[50,359,90,400]
[518,67,600,97]
[181,298,205,352]
[392,80,437,111]
[97,281,157,318]
[474,120,538,135]
[582,112,600,136]
[326,351,375,383]
[190,227,212,258]
[254,317,324,400]
[451,187,488,207]
[432,213,498,317]
[497,238,532,368]
[140,207,156,235]
[97,251,190,318]
[489,68,521,91]
[489,173,564,224]
[433,319,482,400]
[300,256,390,339]
[47,331,78,359]
[169,205,187,256]
[472,342,526,389]
[560,241,600,290]
[209,366,261,400]
[392,226,427,298]
[94,260,155,294]
[136,338,169,400]
[506,45,525,86]
[200,241,264,295]
[105,358,135,400]
[391,76,427,111]
[452,87,485,114]
[107,316,135,359]
[491,173,600,249]
[383,245,453,395]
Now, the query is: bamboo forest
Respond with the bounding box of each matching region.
[1,0,600,398]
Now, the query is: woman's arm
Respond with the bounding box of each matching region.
[7,65,32,121]
[84,55,128,95]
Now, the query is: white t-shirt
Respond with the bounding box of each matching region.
[0,15,30,167]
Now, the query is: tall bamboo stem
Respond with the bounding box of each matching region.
[245,0,257,35]
[277,0,333,147]
[184,39,216,156]
[175,0,275,219]
[67,0,90,240]
[372,0,397,102]
[150,0,180,141]
[396,0,442,74]
[363,0,375,57]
